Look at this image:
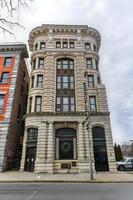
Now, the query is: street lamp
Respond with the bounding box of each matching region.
[83,74,94,180]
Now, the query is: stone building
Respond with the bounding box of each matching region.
[0,43,29,171]
[20,24,116,173]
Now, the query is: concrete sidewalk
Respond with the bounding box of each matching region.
[0,171,133,183]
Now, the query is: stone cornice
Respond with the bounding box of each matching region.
[28,24,101,52]
[24,111,110,118]
[0,43,29,58]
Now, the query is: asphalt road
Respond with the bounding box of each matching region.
[0,183,133,200]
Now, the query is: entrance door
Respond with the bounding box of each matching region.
[25,147,36,172]
[92,127,109,172]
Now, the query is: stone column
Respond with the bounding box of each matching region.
[34,122,47,172]
[45,121,54,173]
[35,57,39,69]
[78,122,85,160]
[20,129,27,171]
[78,122,88,173]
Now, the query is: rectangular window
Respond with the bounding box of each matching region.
[97,76,100,84]
[35,96,42,112]
[70,97,75,111]
[89,96,97,112]
[29,97,32,113]
[1,72,9,84]
[86,58,92,69]
[70,42,75,48]
[85,43,91,49]
[88,75,94,87]
[37,75,43,87]
[69,60,74,70]
[63,42,68,48]
[63,97,69,111]
[57,61,61,69]
[56,41,61,48]
[35,43,38,51]
[38,58,44,68]
[4,57,12,67]
[57,76,61,89]
[56,97,61,111]
[70,76,74,89]
[40,42,45,49]
[63,76,68,89]
[93,44,97,52]
[63,60,68,69]
[0,94,5,113]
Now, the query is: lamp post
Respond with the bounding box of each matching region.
[83,74,94,180]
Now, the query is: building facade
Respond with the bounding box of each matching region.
[0,44,29,171]
[20,24,116,173]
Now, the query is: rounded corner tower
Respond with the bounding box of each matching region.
[20,24,116,174]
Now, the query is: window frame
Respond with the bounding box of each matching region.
[40,42,45,50]
[35,96,42,112]
[4,57,12,67]
[1,72,9,84]
[36,74,43,87]
[0,94,5,113]
[38,58,44,69]
[88,75,94,87]
[89,96,97,112]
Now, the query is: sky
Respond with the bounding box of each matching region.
[0,0,133,144]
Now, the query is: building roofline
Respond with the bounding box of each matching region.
[0,43,29,58]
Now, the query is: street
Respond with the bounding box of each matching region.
[0,183,133,200]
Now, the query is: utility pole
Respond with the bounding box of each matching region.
[83,73,94,180]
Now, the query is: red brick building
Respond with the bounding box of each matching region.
[0,43,29,171]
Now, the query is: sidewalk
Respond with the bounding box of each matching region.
[0,171,133,183]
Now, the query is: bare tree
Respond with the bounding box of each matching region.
[0,0,32,35]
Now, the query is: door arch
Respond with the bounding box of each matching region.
[92,126,109,171]
[55,128,77,160]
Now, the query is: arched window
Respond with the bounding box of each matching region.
[56,58,75,112]
[92,126,109,171]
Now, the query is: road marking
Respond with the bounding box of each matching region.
[26,191,37,200]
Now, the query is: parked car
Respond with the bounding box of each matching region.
[116,157,133,171]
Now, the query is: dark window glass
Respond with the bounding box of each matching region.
[88,75,94,87]
[38,58,44,68]
[27,128,38,142]
[35,43,38,51]
[70,42,75,48]
[32,59,36,69]
[0,94,5,113]
[37,75,43,87]
[1,72,9,84]
[94,59,98,70]
[35,96,42,112]
[4,57,12,67]
[85,43,91,49]
[31,76,34,88]
[56,41,61,48]
[70,97,75,111]
[86,58,92,69]
[97,76,100,84]
[89,96,97,111]
[40,42,45,49]
[29,97,32,113]
[63,42,68,48]
[93,44,97,52]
